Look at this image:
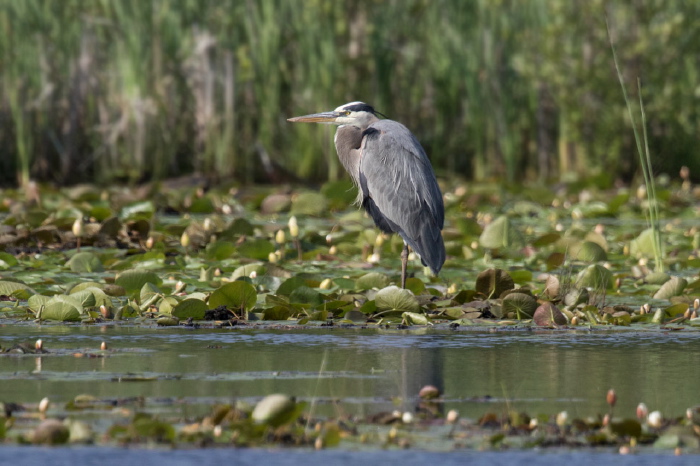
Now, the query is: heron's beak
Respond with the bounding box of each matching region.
[287,111,340,124]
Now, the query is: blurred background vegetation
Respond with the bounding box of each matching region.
[1,0,698,187]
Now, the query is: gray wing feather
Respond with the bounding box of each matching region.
[359,119,445,273]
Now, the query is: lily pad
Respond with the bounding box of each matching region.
[375,286,420,313]
[577,264,612,290]
[502,292,538,319]
[475,268,514,298]
[290,192,328,216]
[43,295,83,321]
[251,394,298,427]
[355,272,391,291]
[115,270,162,292]
[653,276,688,300]
[209,281,257,312]
[172,298,208,320]
[67,252,104,273]
[479,215,523,249]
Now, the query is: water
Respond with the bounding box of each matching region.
[2,324,699,422]
[0,446,695,466]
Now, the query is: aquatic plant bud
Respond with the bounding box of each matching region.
[419,385,441,400]
[268,252,278,264]
[402,412,414,424]
[606,389,617,408]
[35,339,43,351]
[694,298,700,311]
[100,341,107,351]
[528,418,538,429]
[555,411,568,427]
[249,271,257,279]
[329,245,337,255]
[447,283,458,294]
[636,403,648,420]
[288,216,299,238]
[38,397,50,413]
[180,231,190,248]
[446,409,459,424]
[145,236,155,249]
[275,229,286,244]
[636,184,647,200]
[647,410,663,428]
[213,425,222,437]
[99,305,112,319]
[680,165,690,180]
[175,281,186,293]
[319,278,332,290]
[641,303,651,315]
[367,253,380,264]
[571,315,579,325]
[314,436,324,450]
[375,234,385,247]
[619,446,631,455]
[72,217,84,237]
[692,310,698,320]
[602,413,610,427]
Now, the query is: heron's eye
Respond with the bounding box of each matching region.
[344,111,351,116]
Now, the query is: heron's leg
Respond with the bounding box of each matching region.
[401,243,409,289]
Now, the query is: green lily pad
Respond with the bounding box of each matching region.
[653,276,688,300]
[577,264,612,290]
[42,295,83,321]
[572,241,607,262]
[172,298,208,320]
[502,292,538,319]
[237,238,275,261]
[67,252,104,273]
[475,268,514,298]
[231,263,267,281]
[209,281,257,312]
[375,286,420,313]
[115,270,162,292]
[355,272,391,291]
[479,215,523,249]
[291,192,328,216]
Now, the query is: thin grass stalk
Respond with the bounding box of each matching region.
[607,19,663,273]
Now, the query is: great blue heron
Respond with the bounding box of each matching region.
[288,101,445,288]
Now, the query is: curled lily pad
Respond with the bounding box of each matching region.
[209,281,257,312]
[115,270,162,292]
[32,419,69,445]
[231,263,267,280]
[355,272,390,291]
[572,241,607,262]
[291,191,328,216]
[630,228,663,259]
[533,302,567,326]
[375,286,420,313]
[402,311,430,325]
[502,292,538,319]
[475,268,514,298]
[42,295,83,321]
[653,277,688,300]
[251,394,298,427]
[577,264,612,290]
[172,298,208,320]
[479,215,523,249]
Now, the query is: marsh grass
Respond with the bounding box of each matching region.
[1,1,698,186]
[608,20,664,273]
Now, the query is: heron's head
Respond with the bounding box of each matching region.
[288,101,379,128]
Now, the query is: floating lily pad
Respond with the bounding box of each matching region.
[172,298,208,320]
[479,215,523,249]
[355,272,391,291]
[577,264,612,290]
[653,277,688,300]
[502,292,538,319]
[475,268,514,298]
[115,270,162,292]
[67,252,104,273]
[209,281,257,312]
[375,286,420,313]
